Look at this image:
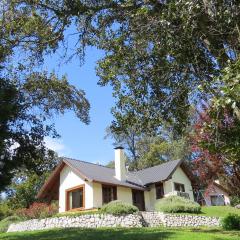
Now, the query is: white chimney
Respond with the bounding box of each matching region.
[114,147,126,181]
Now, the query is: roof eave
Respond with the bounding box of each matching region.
[92,180,146,191]
[37,161,65,199]
[37,159,93,199]
[63,159,93,182]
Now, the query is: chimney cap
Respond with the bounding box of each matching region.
[114,146,124,150]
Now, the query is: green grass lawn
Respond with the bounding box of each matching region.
[200,206,240,217]
[0,227,239,240]
[174,206,240,218]
[191,206,240,218]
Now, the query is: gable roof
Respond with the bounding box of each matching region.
[210,182,230,195]
[63,157,145,190]
[37,158,190,199]
[131,159,182,185]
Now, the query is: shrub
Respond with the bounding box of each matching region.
[155,195,201,213]
[230,196,240,207]
[0,216,21,233]
[221,214,240,230]
[16,202,58,220]
[0,202,12,221]
[101,200,139,215]
[55,209,99,218]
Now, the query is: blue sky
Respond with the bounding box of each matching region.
[43,46,116,165]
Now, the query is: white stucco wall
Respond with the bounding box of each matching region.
[92,182,102,208]
[144,190,151,211]
[59,165,194,213]
[163,179,173,196]
[170,166,194,201]
[117,186,133,204]
[144,185,156,211]
[146,166,194,210]
[92,183,134,208]
[59,165,94,212]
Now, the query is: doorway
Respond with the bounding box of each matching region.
[132,189,145,211]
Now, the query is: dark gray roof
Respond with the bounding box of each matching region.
[63,157,182,189]
[133,159,182,185]
[63,158,145,190]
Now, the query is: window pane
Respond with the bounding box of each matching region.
[69,188,83,209]
[102,185,117,204]
[174,183,185,192]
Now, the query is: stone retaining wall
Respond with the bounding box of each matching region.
[7,212,220,232]
[162,214,220,227]
[7,214,143,232]
[141,212,220,227]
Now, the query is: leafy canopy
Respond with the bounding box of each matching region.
[191,60,240,196]
[0,0,90,191]
[7,0,240,136]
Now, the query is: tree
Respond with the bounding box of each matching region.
[191,61,240,196]
[4,1,240,189]
[6,153,59,210]
[0,1,90,191]
[94,0,240,135]
[106,124,190,170]
[6,1,240,136]
[105,125,142,164]
[6,173,47,210]
[105,161,115,169]
[136,135,190,170]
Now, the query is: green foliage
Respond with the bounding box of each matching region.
[0,2,90,191]
[198,61,240,162]
[0,216,21,233]
[55,209,100,218]
[105,126,141,163]
[106,125,191,170]
[6,166,58,210]
[101,200,138,215]
[0,202,12,221]
[155,196,201,214]
[16,202,58,220]
[6,0,240,138]
[136,135,190,170]
[221,214,240,230]
[230,196,240,207]
[192,60,240,195]
[105,161,115,169]
[92,0,240,136]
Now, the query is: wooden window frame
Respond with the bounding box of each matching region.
[174,182,185,192]
[155,182,164,199]
[102,184,117,204]
[65,184,85,211]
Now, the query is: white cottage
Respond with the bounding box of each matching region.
[37,147,195,212]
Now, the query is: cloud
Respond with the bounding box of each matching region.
[44,137,70,156]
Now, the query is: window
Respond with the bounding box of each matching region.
[155,183,164,199]
[174,182,185,192]
[102,185,117,204]
[210,195,225,206]
[66,185,84,211]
